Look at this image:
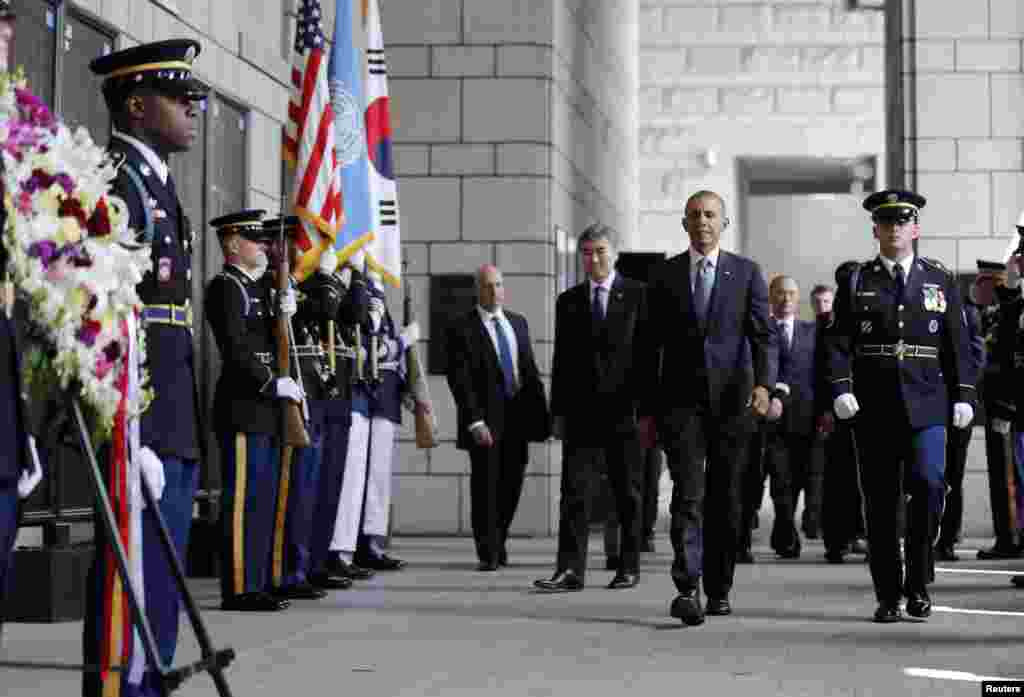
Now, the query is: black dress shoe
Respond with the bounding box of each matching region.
[356,552,407,571]
[607,571,639,589]
[533,570,584,592]
[1011,575,1024,588]
[670,590,704,626]
[705,596,732,616]
[776,545,801,560]
[977,543,1021,560]
[905,592,932,618]
[873,603,902,623]
[221,592,289,612]
[309,572,353,590]
[498,547,508,567]
[934,544,959,562]
[272,582,328,600]
[849,538,868,555]
[735,548,754,564]
[477,561,499,571]
[325,555,375,580]
[824,550,845,564]
[604,555,620,571]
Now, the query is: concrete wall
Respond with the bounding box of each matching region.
[382,0,638,535]
[638,0,886,253]
[901,0,1024,539]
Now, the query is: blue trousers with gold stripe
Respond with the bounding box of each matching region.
[218,432,280,600]
[309,401,353,575]
[272,401,325,588]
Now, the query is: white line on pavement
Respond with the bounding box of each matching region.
[903,667,1017,682]
[932,605,1024,617]
[935,567,1021,576]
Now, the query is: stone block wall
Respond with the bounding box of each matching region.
[638,0,885,252]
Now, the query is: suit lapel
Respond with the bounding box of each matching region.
[705,251,730,334]
[679,251,695,318]
[472,310,500,369]
[904,258,925,310]
[603,276,627,340]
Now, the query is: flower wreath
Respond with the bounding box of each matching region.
[0,70,153,438]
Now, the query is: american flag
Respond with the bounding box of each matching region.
[283,0,343,280]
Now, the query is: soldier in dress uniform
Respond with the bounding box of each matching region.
[973,260,1023,560]
[204,210,301,612]
[84,38,207,696]
[327,270,416,575]
[826,189,976,623]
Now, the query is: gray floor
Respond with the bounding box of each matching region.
[2,534,1023,696]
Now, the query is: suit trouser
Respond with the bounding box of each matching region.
[856,420,945,603]
[800,437,826,537]
[641,447,664,538]
[82,456,198,697]
[308,403,352,574]
[218,433,280,601]
[0,483,19,646]
[330,412,395,553]
[738,426,766,552]
[663,407,748,598]
[983,420,1018,547]
[468,435,527,565]
[937,423,972,548]
[766,431,814,553]
[272,401,325,588]
[557,434,642,578]
[822,423,865,554]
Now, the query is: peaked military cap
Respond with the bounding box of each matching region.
[90,39,207,103]
[0,1,15,20]
[863,189,926,224]
[262,215,302,238]
[211,209,271,241]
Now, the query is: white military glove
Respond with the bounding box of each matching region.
[278,287,297,317]
[834,393,860,420]
[952,402,975,429]
[992,417,1012,435]
[399,320,420,351]
[274,377,304,403]
[17,436,43,499]
[136,446,165,505]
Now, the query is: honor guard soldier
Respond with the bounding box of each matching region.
[826,189,976,623]
[84,38,206,696]
[328,269,416,574]
[301,256,370,588]
[204,210,301,612]
[264,216,345,597]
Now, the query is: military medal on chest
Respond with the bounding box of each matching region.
[922,285,946,312]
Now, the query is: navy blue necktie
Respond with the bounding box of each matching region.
[592,285,605,323]
[493,317,516,397]
[893,263,906,302]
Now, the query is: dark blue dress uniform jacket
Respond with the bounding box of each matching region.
[204,266,281,436]
[826,256,976,428]
[108,135,200,460]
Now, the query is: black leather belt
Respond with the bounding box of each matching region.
[857,341,938,360]
[142,303,191,329]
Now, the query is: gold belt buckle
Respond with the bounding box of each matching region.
[184,301,193,329]
[893,340,907,361]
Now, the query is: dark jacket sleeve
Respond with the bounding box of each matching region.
[825,263,858,398]
[940,275,976,405]
[514,312,550,442]
[745,259,778,391]
[549,291,569,420]
[204,276,275,394]
[446,316,483,429]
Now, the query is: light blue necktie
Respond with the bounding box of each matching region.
[694,257,712,325]
[493,317,516,397]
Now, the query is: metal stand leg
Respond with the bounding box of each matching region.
[71,398,236,696]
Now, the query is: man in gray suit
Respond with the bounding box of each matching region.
[638,190,778,626]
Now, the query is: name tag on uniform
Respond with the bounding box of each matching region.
[856,291,878,297]
[158,257,173,282]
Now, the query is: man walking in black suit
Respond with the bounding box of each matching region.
[638,190,778,626]
[446,265,550,571]
[763,275,819,559]
[534,224,648,592]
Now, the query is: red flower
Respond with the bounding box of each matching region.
[76,318,102,347]
[87,197,112,237]
[58,196,88,229]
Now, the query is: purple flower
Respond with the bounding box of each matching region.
[55,173,74,195]
[76,318,102,347]
[27,239,57,267]
[103,341,121,363]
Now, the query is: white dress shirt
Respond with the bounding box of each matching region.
[878,252,915,282]
[112,128,170,185]
[776,315,794,349]
[589,270,616,317]
[469,305,520,433]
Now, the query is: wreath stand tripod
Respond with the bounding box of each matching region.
[69,396,236,696]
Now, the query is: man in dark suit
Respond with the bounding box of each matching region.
[446,265,550,571]
[763,275,819,559]
[534,224,647,592]
[638,190,778,626]
[826,189,975,623]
